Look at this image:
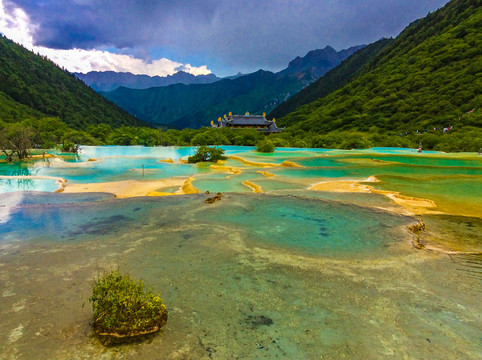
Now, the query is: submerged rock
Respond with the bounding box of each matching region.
[96,310,168,345]
[245,315,273,328]
[205,192,223,204]
[409,220,426,249]
[409,220,426,233]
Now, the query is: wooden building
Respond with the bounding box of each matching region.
[211,112,284,133]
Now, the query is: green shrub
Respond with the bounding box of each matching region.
[60,141,78,153]
[256,139,276,153]
[89,270,167,342]
[339,133,372,149]
[188,145,228,163]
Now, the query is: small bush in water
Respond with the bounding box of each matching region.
[188,145,228,163]
[89,270,167,343]
[256,139,276,153]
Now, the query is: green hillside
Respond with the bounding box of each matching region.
[269,38,393,120]
[101,46,363,129]
[279,0,481,139]
[102,70,306,128]
[0,35,143,129]
[0,91,45,122]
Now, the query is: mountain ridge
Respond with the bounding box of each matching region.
[0,35,143,129]
[75,70,221,92]
[101,45,365,128]
[269,39,393,120]
[278,0,481,138]
[277,45,365,80]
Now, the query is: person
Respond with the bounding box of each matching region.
[418,143,423,153]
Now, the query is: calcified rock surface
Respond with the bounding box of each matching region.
[0,191,480,359]
[0,146,481,358]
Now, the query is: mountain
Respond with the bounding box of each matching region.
[223,72,247,80]
[0,90,45,122]
[278,0,482,134]
[269,39,393,120]
[0,35,143,129]
[277,45,364,80]
[101,45,364,128]
[75,70,221,92]
[102,70,304,128]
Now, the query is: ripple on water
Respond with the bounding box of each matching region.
[0,192,414,257]
[193,194,414,257]
[0,192,480,359]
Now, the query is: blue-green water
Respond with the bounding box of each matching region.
[1,146,481,189]
[0,146,481,359]
[1,145,481,217]
[193,194,413,256]
[0,192,480,359]
[0,178,59,192]
[0,193,410,256]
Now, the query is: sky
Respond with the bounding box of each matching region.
[0,0,450,77]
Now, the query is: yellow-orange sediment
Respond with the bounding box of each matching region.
[181,177,199,194]
[243,180,263,193]
[230,155,278,167]
[280,160,302,168]
[256,170,275,178]
[146,191,179,196]
[210,164,242,175]
[309,177,440,215]
[28,153,56,159]
[63,177,187,198]
[230,155,301,168]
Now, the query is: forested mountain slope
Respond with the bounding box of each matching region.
[102,70,304,128]
[101,46,363,128]
[269,38,393,120]
[279,0,481,135]
[0,36,143,129]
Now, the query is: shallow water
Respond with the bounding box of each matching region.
[1,146,481,212]
[0,193,480,359]
[0,146,481,359]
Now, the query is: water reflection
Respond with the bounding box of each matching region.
[0,192,479,359]
[0,146,480,217]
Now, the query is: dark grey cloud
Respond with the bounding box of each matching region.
[6,0,450,76]
[7,0,218,49]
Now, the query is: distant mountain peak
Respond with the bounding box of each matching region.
[279,44,366,81]
[100,43,366,129]
[275,0,480,139]
[75,70,220,92]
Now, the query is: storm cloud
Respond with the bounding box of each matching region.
[4,0,449,76]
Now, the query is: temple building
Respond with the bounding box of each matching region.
[211,112,284,133]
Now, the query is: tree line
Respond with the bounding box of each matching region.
[1,114,480,162]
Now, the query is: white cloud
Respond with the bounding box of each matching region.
[0,0,36,47]
[0,0,211,77]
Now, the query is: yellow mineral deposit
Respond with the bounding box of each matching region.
[309,177,440,216]
[210,164,242,175]
[63,177,187,198]
[243,180,263,193]
[230,155,301,168]
[256,170,275,178]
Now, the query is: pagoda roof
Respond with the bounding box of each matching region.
[226,115,272,125]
